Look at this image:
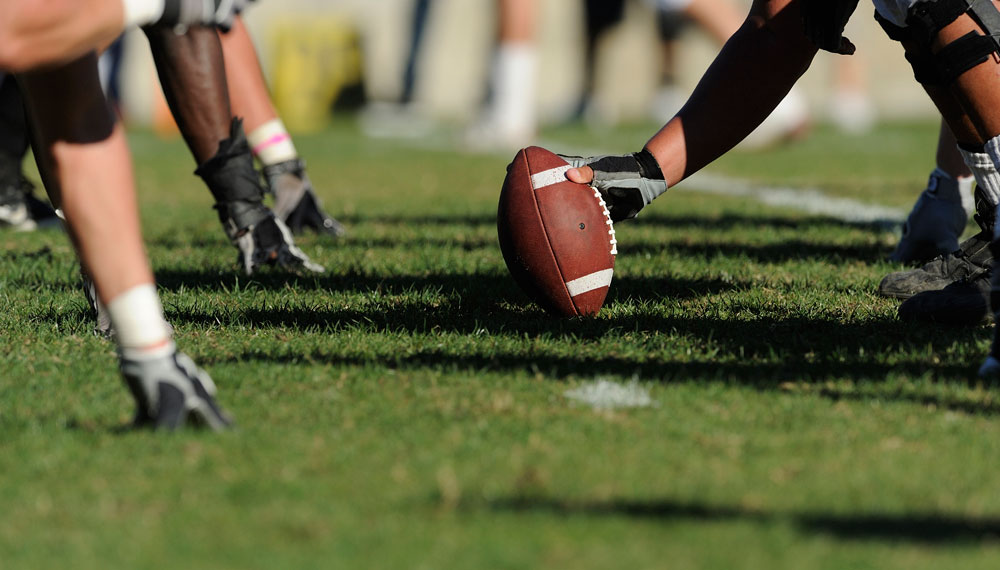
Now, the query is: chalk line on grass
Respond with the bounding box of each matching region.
[564,380,656,410]
[677,171,906,228]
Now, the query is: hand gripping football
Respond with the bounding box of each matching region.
[497,146,617,317]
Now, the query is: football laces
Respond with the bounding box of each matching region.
[590,185,617,256]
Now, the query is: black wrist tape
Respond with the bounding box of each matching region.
[633,148,664,180]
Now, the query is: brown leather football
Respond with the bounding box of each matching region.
[497,146,617,317]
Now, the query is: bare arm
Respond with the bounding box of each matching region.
[647,0,817,185]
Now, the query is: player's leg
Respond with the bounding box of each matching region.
[219,16,346,237]
[576,0,627,121]
[17,53,230,429]
[144,24,323,274]
[867,0,1000,373]
[469,0,538,149]
[886,100,998,323]
[0,74,61,230]
[877,3,1000,326]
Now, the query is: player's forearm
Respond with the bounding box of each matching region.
[220,16,279,131]
[645,1,817,185]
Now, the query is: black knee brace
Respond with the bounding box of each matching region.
[876,0,1000,86]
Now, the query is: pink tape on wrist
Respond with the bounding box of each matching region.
[252,133,292,156]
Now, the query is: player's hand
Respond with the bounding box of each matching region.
[800,0,860,55]
[559,150,667,222]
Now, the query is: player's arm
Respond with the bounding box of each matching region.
[0,0,246,72]
[644,0,819,183]
[567,0,826,215]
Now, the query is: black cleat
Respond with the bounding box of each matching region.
[120,350,232,431]
[264,159,347,237]
[0,154,60,231]
[897,273,991,326]
[879,186,994,299]
[81,272,114,338]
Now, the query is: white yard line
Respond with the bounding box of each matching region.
[676,171,906,228]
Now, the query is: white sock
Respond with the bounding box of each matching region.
[962,144,1000,208]
[121,0,165,28]
[491,43,536,139]
[248,119,298,166]
[957,174,975,217]
[106,284,173,360]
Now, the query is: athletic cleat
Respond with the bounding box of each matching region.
[82,273,114,338]
[264,159,347,238]
[889,170,972,263]
[0,155,30,230]
[878,187,995,299]
[897,273,991,326]
[0,196,29,230]
[120,350,232,431]
[232,214,325,275]
[0,155,60,231]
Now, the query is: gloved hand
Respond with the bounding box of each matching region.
[800,0,860,55]
[557,149,667,222]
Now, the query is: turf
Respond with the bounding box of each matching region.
[3,120,1000,569]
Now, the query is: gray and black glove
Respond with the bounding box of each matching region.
[801,0,860,55]
[558,149,667,222]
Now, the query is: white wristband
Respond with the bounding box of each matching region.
[106,283,172,350]
[121,0,166,28]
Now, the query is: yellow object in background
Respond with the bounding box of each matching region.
[270,16,365,133]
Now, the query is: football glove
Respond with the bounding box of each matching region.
[557,149,667,222]
[800,0,860,55]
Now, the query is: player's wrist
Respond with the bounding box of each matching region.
[121,0,166,28]
[633,149,664,181]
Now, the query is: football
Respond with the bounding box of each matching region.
[497,146,617,317]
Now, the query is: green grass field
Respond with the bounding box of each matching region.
[4,120,1000,569]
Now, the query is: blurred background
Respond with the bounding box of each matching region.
[113,0,937,136]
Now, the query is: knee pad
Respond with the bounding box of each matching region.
[876,0,1000,86]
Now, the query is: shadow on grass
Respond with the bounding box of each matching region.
[621,239,888,264]
[486,497,1000,544]
[336,213,892,233]
[149,268,740,303]
[38,299,996,413]
[256,237,888,265]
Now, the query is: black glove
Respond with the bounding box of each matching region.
[800,0,860,55]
